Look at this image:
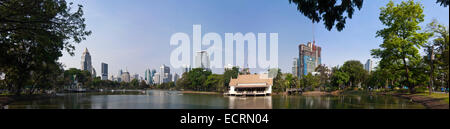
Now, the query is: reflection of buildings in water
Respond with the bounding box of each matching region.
[228,96,272,109]
[304,96,331,109]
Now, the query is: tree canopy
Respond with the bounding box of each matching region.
[0,0,91,95]
[289,0,448,32]
[371,0,432,93]
[289,0,363,31]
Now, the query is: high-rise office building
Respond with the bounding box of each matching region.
[81,48,92,73]
[365,59,373,74]
[145,69,153,84]
[298,42,322,77]
[292,58,299,77]
[159,64,171,84]
[132,74,139,81]
[195,51,210,70]
[153,73,160,84]
[182,64,192,74]
[173,73,180,83]
[109,75,115,81]
[92,68,96,78]
[121,71,130,83]
[101,62,108,80]
[151,69,156,83]
[117,69,123,82]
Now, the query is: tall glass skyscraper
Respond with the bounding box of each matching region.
[81,48,92,73]
[101,62,108,80]
[195,51,210,71]
[297,42,321,77]
[159,64,171,84]
[365,59,373,74]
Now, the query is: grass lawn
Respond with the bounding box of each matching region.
[417,92,449,104]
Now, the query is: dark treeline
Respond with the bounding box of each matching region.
[158,67,239,92]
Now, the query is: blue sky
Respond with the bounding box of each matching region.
[60,0,449,77]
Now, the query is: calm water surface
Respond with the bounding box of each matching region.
[7,90,425,109]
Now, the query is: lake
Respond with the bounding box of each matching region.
[6,90,425,109]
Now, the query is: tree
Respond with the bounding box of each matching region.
[187,68,212,91]
[223,67,239,89]
[340,60,368,88]
[28,62,64,94]
[371,0,432,93]
[301,73,320,91]
[130,79,139,88]
[0,0,91,95]
[425,20,449,92]
[330,70,350,90]
[63,68,92,88]
[288,0,447,31]
[289,0,363,31]
[315,64,331,91]
[270,68,285,92]
[436,0,449,7]
[176,72,191,90]
[205,74,224,92]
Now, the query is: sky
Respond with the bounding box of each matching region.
[59,0,449,78]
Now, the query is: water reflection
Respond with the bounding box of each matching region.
[228,96,272,109]
[7,90,425,109]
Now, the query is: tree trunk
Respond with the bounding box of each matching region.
[402,58,414,93]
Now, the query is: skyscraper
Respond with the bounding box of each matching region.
[132,74,139,81]
[117,69,123,82]
[92,68,96,78]
[121,71,130,83]
[145,69,152,84]
[298,42,322,77]
[365,59,373,74]
[153,73,160,84]
[81,48,92,73]
[159,64,171,84]
[173,73,180,83]
[182,64,191,74]
[195,51,210,70]
[292,58,299,77]
[101,62,108,80]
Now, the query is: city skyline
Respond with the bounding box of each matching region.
[58,0,449,77]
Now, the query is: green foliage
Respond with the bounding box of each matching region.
[340,60,368,88]
[436,0,449,7]
[271,68,285,92]
[301,73,321,91]
[223,67,239,88]
[288,0,447,31]
[425,20,449,90]
[288,0,363,31]
[371,0,432,93]
[330,70,350,90]
[0,0,91,95]
[205,74,224,92]
[315,64,331,90]
[175,68,227,92]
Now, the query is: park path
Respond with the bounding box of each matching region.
[397,94,449,109]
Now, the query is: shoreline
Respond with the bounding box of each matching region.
[180,90,222,95]
[377,92,449,109]
[1,94,57,109]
